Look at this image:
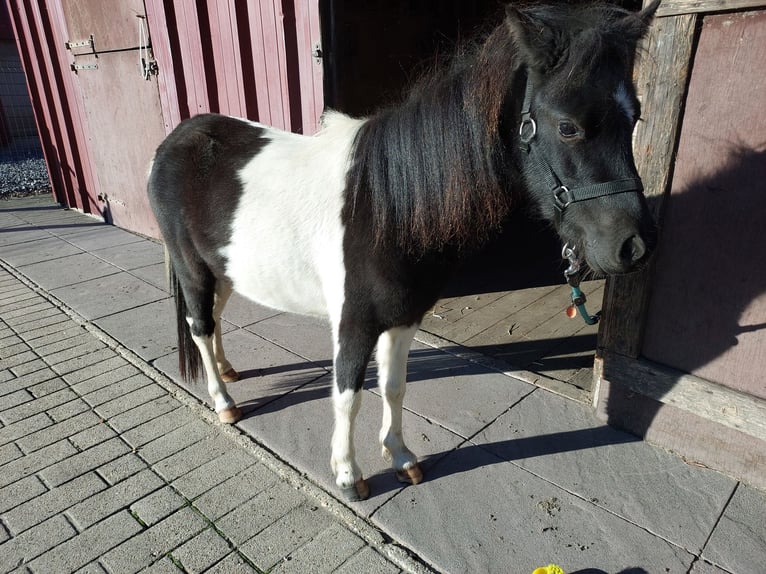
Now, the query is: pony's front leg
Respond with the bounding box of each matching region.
[331,386,367,500]
[188,321,241,424]
[377,325,422,485]
[330,329,377,501]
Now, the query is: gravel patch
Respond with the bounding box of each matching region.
[0,157,52,198]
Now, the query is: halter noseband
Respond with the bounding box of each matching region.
[518,78,644,227]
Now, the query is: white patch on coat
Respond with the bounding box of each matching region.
[614,82,636,122]
[220,112,365,326]
[331,385,362,489]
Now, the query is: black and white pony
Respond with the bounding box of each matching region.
[148,2,660,501]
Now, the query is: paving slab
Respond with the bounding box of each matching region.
[0,514,78,572]
[0,387,79,425]
[205,552,258,573]
[129,485,188,526]
[702,484,766,574]
[220,291,282,327]
[50,225,144,249]
[238,502,335,572]
[170,527,232,573]
[151,434,233,482]
[130,262,169,292]
[474,388,738,554]
[82,373,154,408]
[51,272,167,320]
[374,442,694,573]
[3,471,107,535]
[67,469,165,529]
[191,463,280,520]
[27,511,144,572]
[94,298,177,361]
[107,394,184,434]
[0,236,83,266]
[91,239,164,271]
[245,311,334,365]
[691,559,733,573]
[334,546,402,574]
[170,448,255,500]
[18,252,120,290]
[38,436,132,487]
[0,225,54,247]
[0,474,48,514]
[267,522,366,574]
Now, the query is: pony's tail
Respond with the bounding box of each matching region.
[165,248,201,383]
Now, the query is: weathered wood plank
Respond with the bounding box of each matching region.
[657,0,766,17]
[601,353,766,443]
[595,371,766,491]
[597,12,697,358]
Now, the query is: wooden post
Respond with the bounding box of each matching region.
[596,8,698,359]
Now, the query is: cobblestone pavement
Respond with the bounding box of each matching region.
[0,263,421,573]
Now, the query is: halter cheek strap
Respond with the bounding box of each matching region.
[518,79,643,226]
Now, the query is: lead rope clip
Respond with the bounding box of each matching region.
[562,243,600,325]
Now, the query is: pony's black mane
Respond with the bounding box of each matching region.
[345,3,646,254]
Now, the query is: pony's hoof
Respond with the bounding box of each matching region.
[221,368,240,383]
[396,464,423,485]
[341,478,370,502]
[218,406,242,424]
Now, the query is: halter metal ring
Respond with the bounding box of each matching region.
[519,116,537,144]
[553,185,574,210]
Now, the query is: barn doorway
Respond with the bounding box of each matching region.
[320,0,598,401]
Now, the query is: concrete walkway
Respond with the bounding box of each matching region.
[1,195,764,574]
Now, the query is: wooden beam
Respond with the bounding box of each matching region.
[657,0,766,18]
[601,353,766,443]
[597,12,698,358]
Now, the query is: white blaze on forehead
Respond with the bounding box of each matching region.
[614,82,636,121]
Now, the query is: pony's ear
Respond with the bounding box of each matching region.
[640,0,662,24]
[618,0,661,41]
[505,5,564,73]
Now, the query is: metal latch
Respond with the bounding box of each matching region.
[312,43,323,65]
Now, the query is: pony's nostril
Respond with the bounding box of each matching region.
[620,234,646,266]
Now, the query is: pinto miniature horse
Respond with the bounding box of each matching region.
[148,2,660,501]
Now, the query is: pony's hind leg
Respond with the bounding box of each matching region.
[377,325,422,485]
[212,281,238,383]
[188,324,242,424]
[169,252,241,425]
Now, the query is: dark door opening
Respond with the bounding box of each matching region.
[319,0,565,294]
[319,1,611,401]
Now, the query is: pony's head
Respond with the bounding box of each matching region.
[509,1,660,276]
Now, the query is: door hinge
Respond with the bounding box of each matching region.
[66,34,96,55]
[71,63,98,71]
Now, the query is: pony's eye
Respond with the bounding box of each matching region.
[558,121,579,139]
